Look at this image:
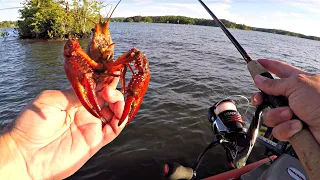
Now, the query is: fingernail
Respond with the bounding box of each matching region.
[291,121,302,132]
[254,75,267,84]
[280,109,291,119]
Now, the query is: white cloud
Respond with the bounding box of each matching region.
[271,12,304,18]
[273,0,320,14]
[267,0,320,4]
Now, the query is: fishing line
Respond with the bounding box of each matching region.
[215,94,250,119]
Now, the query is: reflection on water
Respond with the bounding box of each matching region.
[0,23,319,179]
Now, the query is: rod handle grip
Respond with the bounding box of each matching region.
[247,60,320,180]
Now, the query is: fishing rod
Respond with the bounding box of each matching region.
[198,0,320,179]
[198,1,252,63]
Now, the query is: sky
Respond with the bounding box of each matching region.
[1,0,320,37]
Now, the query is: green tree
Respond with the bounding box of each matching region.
[70,0,102,37]
[17,0,102,39]
[132,16,142,22]
[142,16,152,23]
[124,17,133,22]
[17,0,69,38]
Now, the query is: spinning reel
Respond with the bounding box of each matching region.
[164,97,267,180]
[207,98,260,169]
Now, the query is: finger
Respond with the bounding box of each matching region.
[96,71,120,92]
[110,71,120,90]
[257,59,308,78]
[97,96,106,107]
[109,76,120,90]
[112,100,125,120]
[96,77,119,93]
[254,75,294,97]
[272,120,303,141]
[102,116,128,145]
[100,71,120,90]
[96,77,121,106]
[263,106,293,127]
[251,92,263,106]
[100,87,124,104]
[101,106,113,123]
[100,100,125,121]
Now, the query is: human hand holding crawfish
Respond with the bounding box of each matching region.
[0,85,126,179]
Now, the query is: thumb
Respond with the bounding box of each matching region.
[254,75,292,97]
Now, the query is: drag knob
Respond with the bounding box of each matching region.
[163,162,194,180]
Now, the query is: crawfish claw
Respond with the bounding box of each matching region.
[117,48,150,126]
[64,39,107,124]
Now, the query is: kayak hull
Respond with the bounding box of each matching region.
[204,155,277,180]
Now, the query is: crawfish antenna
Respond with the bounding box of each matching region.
[107,0,121,23]
[99,3,112,22]
[104,4,113,17]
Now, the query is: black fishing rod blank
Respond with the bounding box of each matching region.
[198,0,252,63]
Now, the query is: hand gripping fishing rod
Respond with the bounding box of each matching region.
[198,0,320,179]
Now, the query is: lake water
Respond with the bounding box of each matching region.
[0,23,319,179]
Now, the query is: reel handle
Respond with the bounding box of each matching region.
[247,60,320,180]
[163,162,194,180]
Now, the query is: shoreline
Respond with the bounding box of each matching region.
[1,21,319,42]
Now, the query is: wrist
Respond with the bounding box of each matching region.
[0,133,31,180]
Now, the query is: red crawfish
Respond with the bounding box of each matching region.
[63,0,150,126]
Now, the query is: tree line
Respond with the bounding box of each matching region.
[0,21,17,28]
[111,15,320,41]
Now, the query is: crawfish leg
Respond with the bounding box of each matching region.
[120,65,127,94]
